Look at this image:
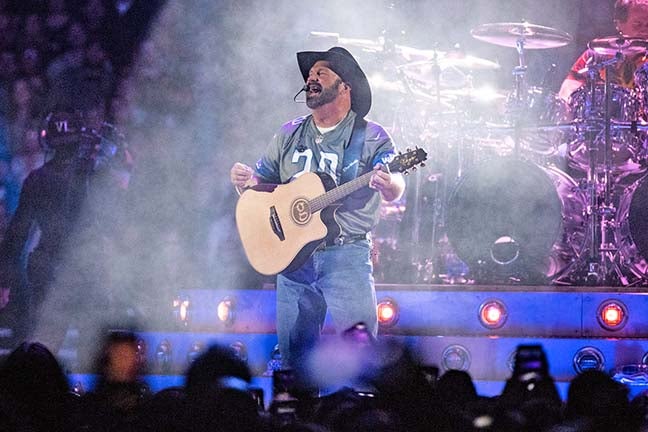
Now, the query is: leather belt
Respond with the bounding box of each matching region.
[323,233,368,248]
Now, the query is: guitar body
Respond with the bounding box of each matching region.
[235,172,340,275]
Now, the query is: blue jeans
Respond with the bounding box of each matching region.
[276,239,377,369]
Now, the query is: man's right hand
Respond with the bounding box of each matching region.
[230,162,258,189]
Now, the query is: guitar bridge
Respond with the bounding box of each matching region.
[269,206,285,241]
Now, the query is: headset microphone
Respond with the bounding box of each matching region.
[293,83,312,102]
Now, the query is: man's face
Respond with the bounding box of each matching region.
[306,60,344,110]
[617,6,648,37]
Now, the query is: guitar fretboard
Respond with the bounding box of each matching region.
[307,148,425,212]
[309,170,375,212]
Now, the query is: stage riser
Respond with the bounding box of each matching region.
[172,288,648,338]
[8,285,648,397]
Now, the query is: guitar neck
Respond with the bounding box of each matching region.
[310,170,374,212]
[307,148,426,212]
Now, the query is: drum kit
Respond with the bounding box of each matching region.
[313,22,648,287]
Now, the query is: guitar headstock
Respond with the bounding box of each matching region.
[387,147,428,174]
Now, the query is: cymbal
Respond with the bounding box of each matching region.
[398,54,499,84]
[309,32,383,52]
[442,53,501,70]
[471,22,573,49]
[309,31,439,62]
[397,61,472,91]
[440,87,507,103]
[309,31,501,71]
[366,73,457,108]
[588,36,648,56]
[402,53,500,71]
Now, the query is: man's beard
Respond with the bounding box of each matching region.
[306,78,343,109]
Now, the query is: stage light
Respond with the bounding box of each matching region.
[473,415,494,429]
[71,381,85,396]
[377,298,399,328]
[472,85,502,104]
[441,344,471,372]
[597,300,628,331]
[478,299,508,329]
[156,339,172,373]
[573,346,605,373]
[217,296,235,326]
[172,295,190,326]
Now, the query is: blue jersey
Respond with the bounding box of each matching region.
[255,110,396,237]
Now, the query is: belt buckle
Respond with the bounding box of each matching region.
[334,235,345,246]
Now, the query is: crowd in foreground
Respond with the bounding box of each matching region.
[0,327,646,432]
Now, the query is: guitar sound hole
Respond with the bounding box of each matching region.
[291,198,312,225]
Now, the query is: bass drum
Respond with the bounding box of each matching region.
[446,158,586,282]
[616,174,648,282]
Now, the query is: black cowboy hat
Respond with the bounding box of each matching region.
[297,46,372,118]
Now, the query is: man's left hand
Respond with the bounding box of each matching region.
[369,163,405,202]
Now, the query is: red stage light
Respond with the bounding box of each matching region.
[603,306,621,324]
[597,300,628,331]
[377,298,399,327]
[479,299,508,329]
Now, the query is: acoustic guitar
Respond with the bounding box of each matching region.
[236,148,427,275]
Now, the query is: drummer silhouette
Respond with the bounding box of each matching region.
[557,0,648,177]
[559,0,648,101]
[553,0,648,285]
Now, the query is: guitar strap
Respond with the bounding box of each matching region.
[340,115,367,185]
[339,116,370,212]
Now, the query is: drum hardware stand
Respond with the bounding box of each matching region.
[508,36,530,160]
[577,53,629,285]
[424,47,453,283]
[394,55,447,283]
[399,45,476,283]
[428,44,446,250]
[499,34,535,161]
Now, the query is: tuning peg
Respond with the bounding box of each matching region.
[420,162,426,167]
[412,166,417,171]
[406,147,412,152]
[403,170,409,176]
